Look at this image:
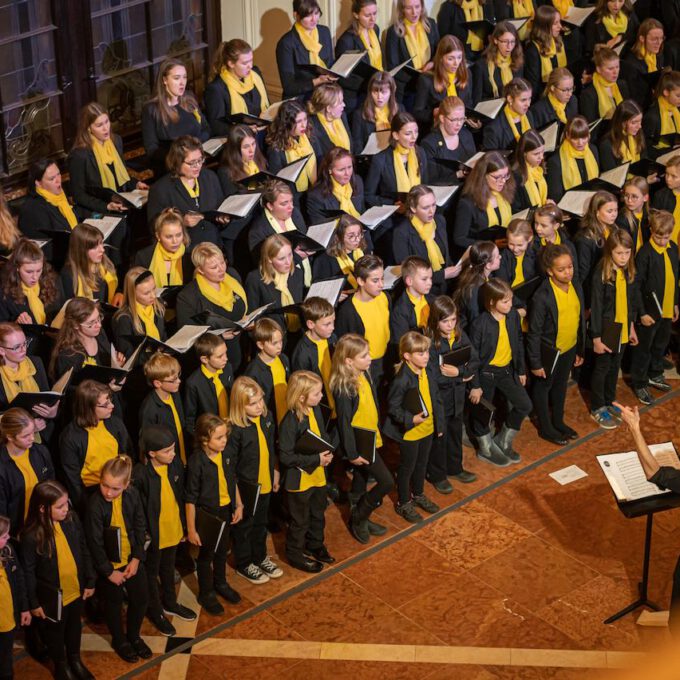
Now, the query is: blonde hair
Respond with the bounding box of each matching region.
[191,242,226,272]
[0,407,34,444]
[286,370,323,421]
[143,351,180,384]
[396,331,431,371]
[228,376,267,428]
[154,207,190,247]
[393,0,431,38]
[116,267,165,335]
[329,334,370,398]
[100,454,133,485]
[259,234,294,284]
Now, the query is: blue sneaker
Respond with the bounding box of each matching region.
[607,404,622,423]
[591,407,617,430]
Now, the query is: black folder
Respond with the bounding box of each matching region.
[441,345,471,367]
[512,276,542,303]
[296,429,336,456]
[540,341,561,377]
[36,580,63,622]
[195,506,227,552]
[601,320,622,353]
[72,364,128,387]
[404,387,429,418]
[470,397,495,429]
[237,479,262,518]
[353,426,377,464]
[225,112,271,127]
[9,390,64,412]
[476,226,508,242]
[103,526,121,564]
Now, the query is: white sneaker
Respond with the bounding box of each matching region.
[259,556,283,578]
[237,563,270,584]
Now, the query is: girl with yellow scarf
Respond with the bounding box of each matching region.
[525,6,567,95]
[475,22,523,101]
[313,215,370,289]
[512,130,548,211]
[643,71,680,155]
[435,0,492,60]
[626,19,665,106]
[308,84,352,157]
[598,99,646,170]
[30,161,78,230]
[580,49,628,122]
[482,77,534,151]
[592,0,638,50]
[385,0,439,72]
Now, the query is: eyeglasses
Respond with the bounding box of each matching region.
[444,115,466,124]
[183,157,205,168]
[80,315,104,329]
[555,86,575,93]
[95,397,113,408]
[496,39,516,46]
[1,339,30,352]
[161,375,182,384]
[488,173,510,183]
[344,232,363,241]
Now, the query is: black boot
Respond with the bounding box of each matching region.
[350,495,378,544]
[53,661,77,680]
[67,656,94,680]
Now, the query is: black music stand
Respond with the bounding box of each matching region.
[604,493,680,624]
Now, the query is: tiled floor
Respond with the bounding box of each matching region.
[13,375,680,679]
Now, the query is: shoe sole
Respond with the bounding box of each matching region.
[162,608,197,622]
[476,453,510,467]
[153,626,176,637]
[260,570,284,579]
[590,414,617,429]
[237,571,270,584]
[648,384,672,392]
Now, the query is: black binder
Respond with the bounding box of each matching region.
[195,507,227,552]
[103,526,121,564]
[353,426,377,464]
[404,387,429,418]
[36,580,62,622]
[512,276,542,303]
[237,479,262,518]
[540,341,561,377]
[441,345,471,367]
[470,397,495,429]
[296,429,335,456]
[601,320,623,353]
[10,391,64,412]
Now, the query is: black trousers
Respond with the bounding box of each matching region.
[630,319,672,389]
[671,553,680,635]
[397,435,433,505]
[473,366,532,435]
[286,486,326,561]
[196,504,232,595]
[0,629,14,679]
[145,542,179,619]
[427,385,465,482]
[590,347,624,411]
[232,492,271,571]
[41,597,83,664]
[97,565,148,648]
[532,346,576,434]
[350,452,394,506]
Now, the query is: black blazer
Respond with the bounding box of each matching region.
[52,330,112,380]
[427,328,480,402]
[470,308,526,375]
[452,195,509,249]
[21,514,95,609]
[132,457,186,549]
[496,246,537,285]
[511,167,541,212]
[529,95,578,130]
[573,231,604,307]
[275,25,334,100]
[278,404,337,490]
[382,362,445,443]
[0,283,63,326]
[420,127,476,185]
[111,308,167,361]
[413,73,474,132]
[185,447,237,510]
[589,260,641,339]
[622,52,667,110]
[67,135,136,214]
[244,267,305,333]
[86,487,147,577]
[597,135,645,171]
[243,353,291,420]
[634,240,680,318]
[0,443,54,536]
[579,80,631,123]
[132,243,193,287]
[546,144,600,202]
[147,170,224,248]
[311,241,374,284]
[651,186,678,214]
[1,543,29,622]
[616,206,650,247]
[60,266,116,305]
[290,332,337,375]
[248,207,308,255]
[335,26,382,111]
[224,412,276,485]
[384,19,440,70]
[308,113,354,158]
[436,2,492,60]
[389,291,435,344]
[642,99,680,159]
[473,59,525,104]
[333,374,382,460]
[349,104,404,153]
[524,41,566,97]
[531,229,579,280]
[0,355,50,412]
[183,363,234,433]
[584,14,639,57]
[365,145,429,206]
[527,278,586,370]
[138,390,187,462]
[482,109,536,151]
[141,101,210,178]
[305,177,365,226]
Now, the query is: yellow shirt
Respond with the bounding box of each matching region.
[512,254,525,287]
[550,279,580,352]
[615,269,629,344]
[201,365,228,419]
[296,409,327,492]
[310,336,333,411]
[268,356,288,425]
[156,465,184,549]
[351,373,383,448]
[12,449,39,519]
[161,395,186,466]
[352,293,390,359]
[110,495,132,569]
[54,522,80,606]
[490,316,512,367]
[253,416,272,494]
[0,564,14,632]
[81,421,118,487]
[209,451,231,507]
[403,366,435,441]
[407,290,430,327]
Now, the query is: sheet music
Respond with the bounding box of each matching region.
[277,156,310,182]
[83,216,122,241]
[359,205,399,229]
[564,6,595,26]
[305,278,345,306]
[506,18,528,32]
[463,151,485,169]
[306,220,337,249]
[540,122,559,153]
[426,184,459,207]
[511,208,531,221]
[216,193,261,217]
[117,189,148,207]
[165,325,210,352]
[202,137,228,156]
[656,148,680,166]
[387,58,412,77]
[383,265,402,290]
[360,130,392,155]
[600,163,630,189]
[330,51,366,78]
[474,98,504,119]
[549,465,588,486]
[30,239,50,250]
[557,190,597,217]
[260,99,290,122]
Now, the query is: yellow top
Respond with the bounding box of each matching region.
[650,239,675,318]
[54,522,80,606]
[512,253,525,287]
[253,416,272,494]
[110,495,132,569]
[550,279,580,352]
[311,336,334,411]
[403,366,435,441]
[156,464,184,549]
[490,316,512,367]
[296,408,327,491]
[0,564,15,632]
[403,18,430,69]
[209,451,231,507]
[12,449,39,519]
[407,290,430,327]
[268,356,288,425]
[353,292,390,359]
[161,395,186,466]
[352,373,383,448]
[201,365,228,419]
[81,421,118,487]
[615,269,629,344]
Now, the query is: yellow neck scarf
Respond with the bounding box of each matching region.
[273,271,300,332]
[219,67,270,115]
[201,365,228,418]
[650,239,675,317]
[410,216,444,271]
[21,283,46,324]
[136,303,160,339]
[331,178,360,217]
[294,22,327,67]
[404,19,430,70]
[486,191,512,227]
[640,46,658,73]
[619,135,640,163]
[393,144,420,192]
[91,138,130,191]
[286,134,317,192]
[513,253,525,286]
[525,165,548,206]
[35,187,78,228]
[592,72,622,119]
[181,178,199,199]
[446,71,458,97]
[318,112,350,150]
[559,141,599,190]
[196,271,247,314]
[659,96,680,136]
[553,0,573,15]
[374,105,391,131]
[461,0,484,52]
[535,39,567,83]
[359,28,383,70]
[603,12,628,39]
[264,208,296,235]
[149,243,184,287]
[77,266,117,304]
[504,104,531,141]
[615,268,629,344]
[243,160,260,177]
[490,55,513,98]
[512,0,535,19]
[548,92,568,124]
[336,248,363,289]
[0,359,40,403]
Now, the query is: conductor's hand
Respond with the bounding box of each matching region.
[613,401,640,431]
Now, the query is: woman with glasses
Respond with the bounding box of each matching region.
[529,67,578,130]
[473,22,525,103]
[453,151,517,249]
[59,379,132,514]
[580,47,631,123]
[147,136,227,251]
[622,18,665,109]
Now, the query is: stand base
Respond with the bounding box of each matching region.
[604,597,662,625]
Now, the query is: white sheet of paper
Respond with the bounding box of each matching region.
[511,208,531,221]
[387,58,412,77]
[540,122,559,153]
[464,151,485,169]
[305,278,345,306]
[382,265,402,290]
[330,51,366,78]
[564,6,595,26]
[165,325,211,352]
[306,220,338,249]
[117,189,148,208]
[656,148,680,166]
[426,184,459,207]
[277,156,310,183]
[599,162,630,189]
[260,98,293,122]
[216,193,261,217]
[558,190,597,217]
[361,130,392,155]
[83,216,122,241]
[474,98,505,119]
[202,137,228,156]
[359,204,399,229]
[549,465,588,486]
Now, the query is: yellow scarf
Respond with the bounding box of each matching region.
[192,109,202,125]
[375,105,391,131]
[317,112,350,150]
[136,303,160,339]
[490,55,513,98]
[650,239,675,317]
[403,19,430,70]
[0,359,40,404]
[201,365,228,418]
[410,216,444,271]
[408,289,430,326]
[615,268,628,344]
[559,141,599,190]
[273,271,300,332]
[21,283,46,324]
[196,271,247,314]
[504,104,531,141]
[294,22,327,67]
[659,96,680,136]
[253,416,272,493]
[243,160,260,177]
[512,0,534,38]
[548,93,567,124]
[446,72,458,97]
[181,178,199,200]
[486,192,512,227]
[359,28,383,70]
[461,0,484,52]
[331,178,360,217]
[640,46,658,73]
[336,249,363,289]
[525,165,548,206]
[91,138,130,191]
[286,134,317,192]
[76,265,117,304]
[634,211,644,252]
[553,0,573,15]
[535,39,567,83]
[35,186,78,228]
[592,72,622,119]
[208,451,231,506]
[619,135,640,163]
[602,12,628,39]
[264,208,296,235]
[393,144,420,192]
[149,243,184,287]
[219,67,270,115]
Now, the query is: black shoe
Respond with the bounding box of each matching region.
[197,592,223,615]
[451,469,477,483]
[634,387,654,405]
[663,356,674,370]
[305,545,335,564]
[413,493,440,513]
[289,556,323,573]
[538,431,568,446]
[129,637,152,660]
[326,483,340,502]
[67,656,94,680]
[112,641,138,663]
[150,613,176,637]
[54,660,78,680]
[214,582,241,604]
[367,519,387,536]
[649,374,672,392]
[350,515,370,544]
[163,602,197,621]
[556,424,578,440]
[432,479,453,495]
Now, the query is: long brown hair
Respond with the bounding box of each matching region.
[453,241,498,308]
[462,152,516,210]
[530,5,563,55]
[72,102,109,149]
[210,39,252,79]
[424,295,460,350]
[361,71,399,123]
[601,228,636,282]
[607,100,646,162]
[326,214,368,258]
[65,223,116,297]
[21,480,71,558]
[266,100,309,152]
[580,190,618,247]
[0,238,59,306]
[315,147,358,196]
[149,58,200,126]
[512,129,545,182]
[483,21,524,72]
[73,379,112,429]
[433,35,469,94]
[49,297,100,378]
[220,124,267,181]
